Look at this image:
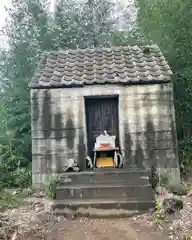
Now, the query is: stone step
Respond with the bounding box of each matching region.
[56,184,154,201]
[59,170,150,186]
[54,208,143,218]
[53,199,155,218]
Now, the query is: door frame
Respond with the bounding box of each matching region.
[84,94,120,162]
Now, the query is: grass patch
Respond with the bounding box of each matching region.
[0,188,32,211]
[45,179,60,200]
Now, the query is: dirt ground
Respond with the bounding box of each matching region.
[50,217,167,240]
[1,196,169,240]
[1,180,192,240]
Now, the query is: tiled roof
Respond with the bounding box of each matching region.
[30,45,173,88]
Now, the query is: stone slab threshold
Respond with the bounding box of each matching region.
[53,207,152,219]
[53,200,155,218]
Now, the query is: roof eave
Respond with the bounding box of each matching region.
[29,78,172,89]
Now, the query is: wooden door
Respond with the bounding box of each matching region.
[85,96,119,159]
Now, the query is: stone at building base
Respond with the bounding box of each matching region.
[156,167,181,187]
[162,197,183,214]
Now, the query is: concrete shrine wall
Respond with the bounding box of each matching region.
[31,83,180,188]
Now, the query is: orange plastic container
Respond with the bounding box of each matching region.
[96,157,114,167]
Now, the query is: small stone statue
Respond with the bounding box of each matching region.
[62,159,80,172]
[86,155,93,169]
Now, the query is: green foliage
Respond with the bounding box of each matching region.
[149,165,159,189]
[11,168,32,188]
[45,179,60,200]
[134,0,192,174]
[0,0,51,189]
[109,30,137,46]
[180,136,192,176]
[0,166,31,190]
[154,199,164,229]
[155,199,164,220]
[0,188,32,210]
[0,140,31,189]
[53,0,116,49]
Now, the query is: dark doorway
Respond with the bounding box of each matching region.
[85,96,119,160]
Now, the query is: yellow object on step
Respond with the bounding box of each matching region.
[96,157,114,167]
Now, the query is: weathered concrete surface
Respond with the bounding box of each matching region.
[56,185,153,201]
[31,83,180,188]
[59,169,150,186]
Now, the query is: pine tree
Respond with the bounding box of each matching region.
[53,0,116,49]
[134,0,192,174]
[0,0,53,170]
